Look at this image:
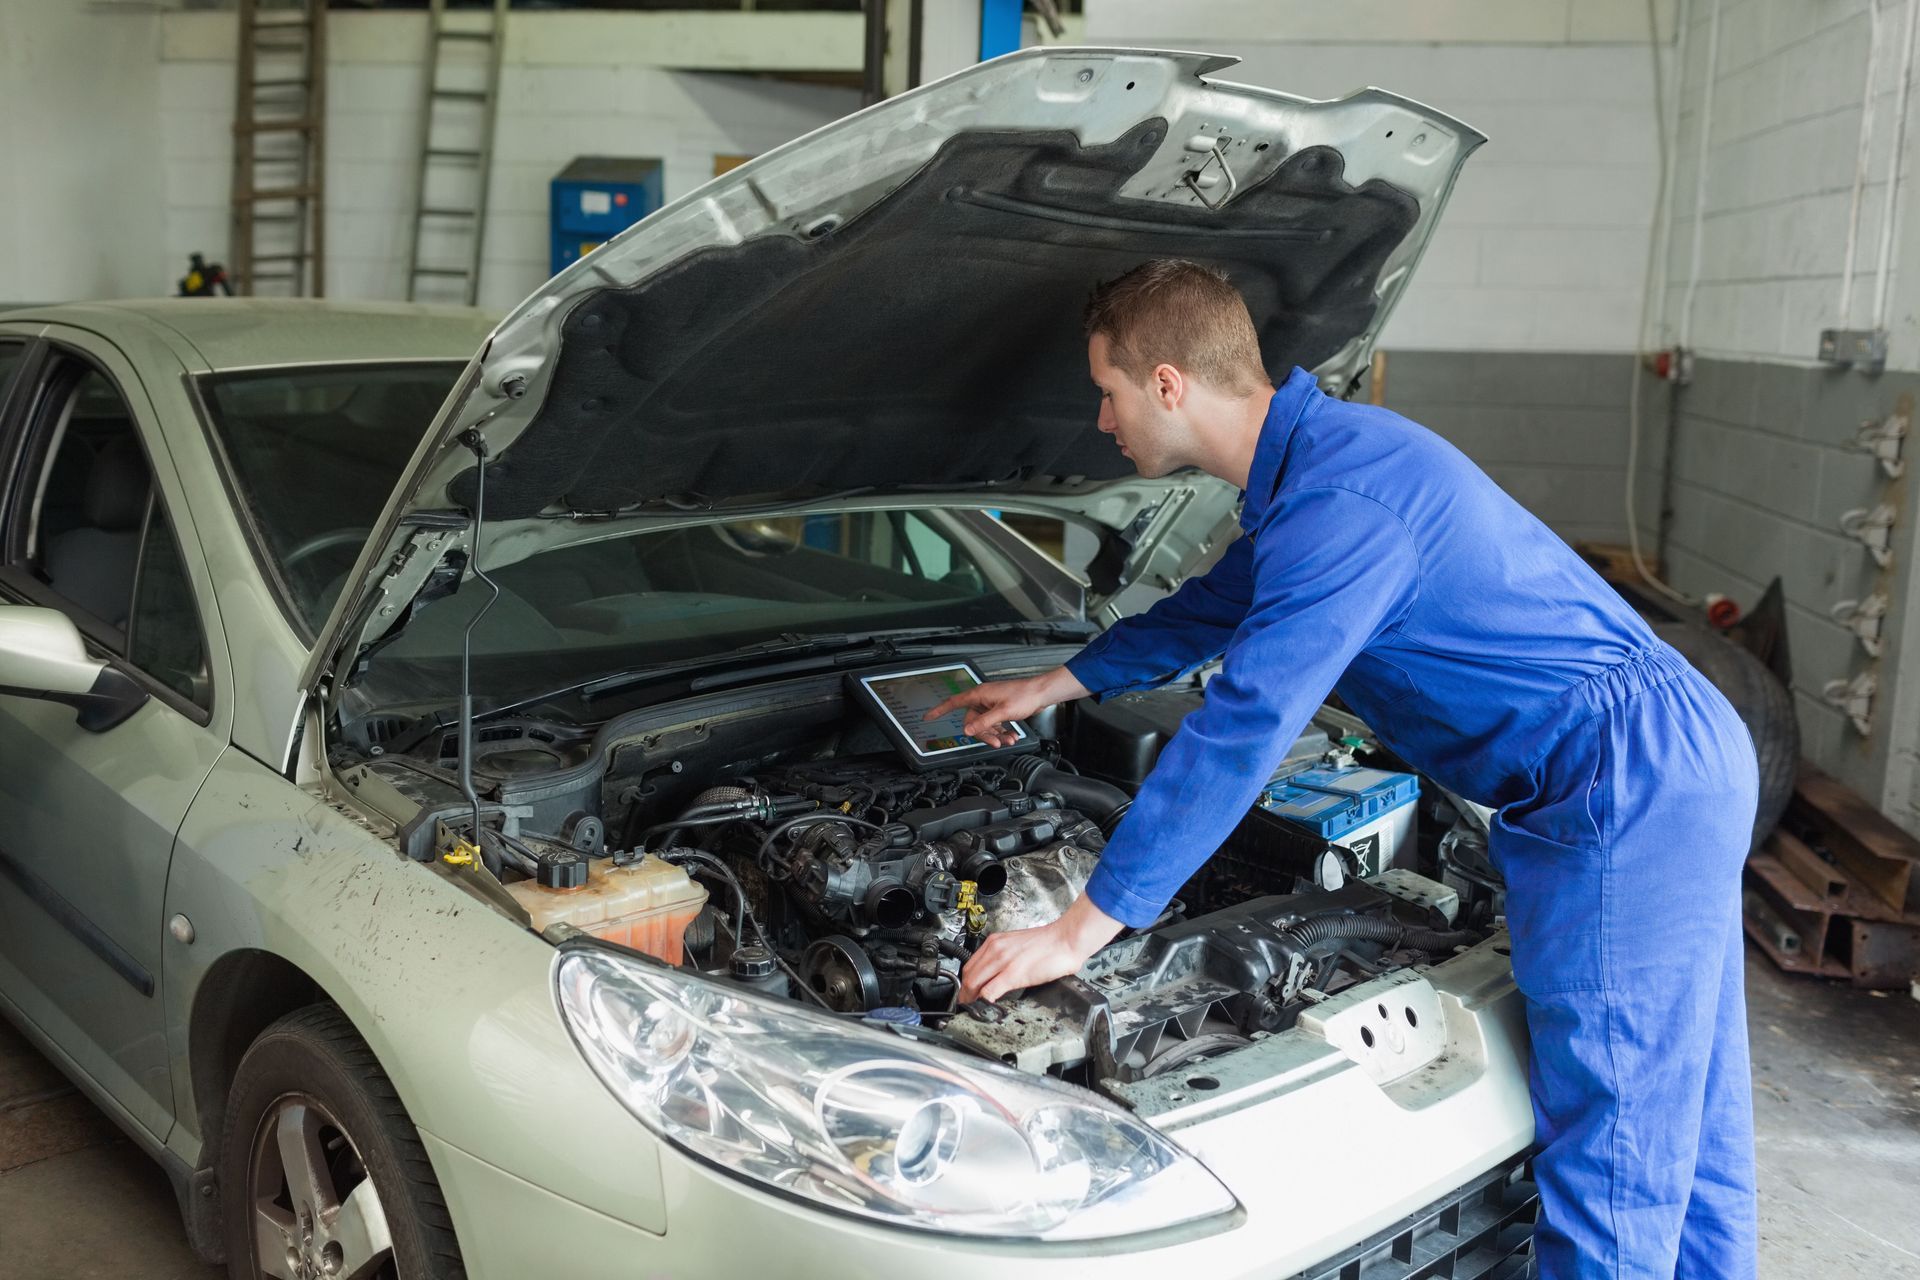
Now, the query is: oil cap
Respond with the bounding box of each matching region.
[730,945,778,981]
[536,849,588,890]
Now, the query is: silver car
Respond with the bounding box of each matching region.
[0,47,1532,1280]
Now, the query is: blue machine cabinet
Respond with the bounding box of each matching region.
[550,156,664,276]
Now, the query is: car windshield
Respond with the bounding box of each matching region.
[355,508,1077,710]
[200,362,467,635]
[199,365,1080,710]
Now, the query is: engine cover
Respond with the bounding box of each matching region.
[945,883,1403,1076]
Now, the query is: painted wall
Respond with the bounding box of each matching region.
[1379,352,1668,549]
[0,1,165,303]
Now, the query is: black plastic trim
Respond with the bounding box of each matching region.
[0,841,155,996]
[1291,1149,1538,1280]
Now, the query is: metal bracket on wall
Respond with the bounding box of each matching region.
[1822,670,1878,736]
[1840,503,1899,567]
[1819,327,1890,372]
[1832,591,1891,658]
[1854,413,1910,479]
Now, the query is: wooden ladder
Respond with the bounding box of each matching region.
[228,0,327,297]
[404,0,510,305]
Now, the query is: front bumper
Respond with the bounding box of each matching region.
[429,936,1533,1279]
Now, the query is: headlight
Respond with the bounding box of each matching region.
[555,947,1237,1241]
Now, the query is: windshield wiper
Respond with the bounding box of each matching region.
[380,619,1095,750]
[569,619,1096,705]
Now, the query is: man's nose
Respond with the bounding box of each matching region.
[1097,401,1115,433]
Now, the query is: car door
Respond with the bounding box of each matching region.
[0,328,230,1142]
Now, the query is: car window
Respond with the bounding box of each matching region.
[0,343,25,403]
[7,362,211,712]
[127,508,210,708]
[198,362,465,636]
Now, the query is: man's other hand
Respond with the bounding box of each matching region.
[958,893,1124,1003]
[924,665,1092,748]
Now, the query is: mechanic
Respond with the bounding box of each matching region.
[928,260,1759,1279]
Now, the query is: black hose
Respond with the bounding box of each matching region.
[666,851,749,948]
[638,811,747,851]
[625,794,765,851]
[1283,913,1477,955]
[660,849,836,1012]
[476,828,540,879]
[1013,761,1130,826]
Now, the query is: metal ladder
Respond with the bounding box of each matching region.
[404,0,510,305]
[228,0,327,296]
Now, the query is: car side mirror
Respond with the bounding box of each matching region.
[0,606,149,732]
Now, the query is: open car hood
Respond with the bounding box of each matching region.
[302,46,1481,698]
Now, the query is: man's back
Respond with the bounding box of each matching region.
[1265,369,1666,811]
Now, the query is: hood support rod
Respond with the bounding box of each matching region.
[457,428,502,861]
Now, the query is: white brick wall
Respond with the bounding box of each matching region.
[1658,0,1920,367]
[1082,10,1668,352]
[159,12,861,309]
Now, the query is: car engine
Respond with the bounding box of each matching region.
[337,673,1482,1098]
[634,745,1475,1091]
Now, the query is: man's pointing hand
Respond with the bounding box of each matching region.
[923,666,1093,748]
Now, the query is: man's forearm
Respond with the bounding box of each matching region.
[1037,664,1094,706]
[1058,890,1124,955]
[1065,536,1255,699]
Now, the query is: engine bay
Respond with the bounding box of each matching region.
[333,655,1495,1102]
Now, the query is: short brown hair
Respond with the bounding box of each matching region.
[1083,259,1268,395]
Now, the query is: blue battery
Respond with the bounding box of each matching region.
[1257,766,1420,876]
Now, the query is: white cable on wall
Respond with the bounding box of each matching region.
[1629,0,1701,607]
[1679,0,1723,352]
[1875,0,1920,328]
[1648,0,1692,347]
[1840,1,1883,328]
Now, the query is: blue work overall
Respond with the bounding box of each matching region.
[1067,367,1760,1279]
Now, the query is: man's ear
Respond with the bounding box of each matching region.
[1152,362,1185,409]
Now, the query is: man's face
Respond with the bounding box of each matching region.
[1089,333,1188,478]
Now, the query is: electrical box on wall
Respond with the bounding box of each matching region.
[550,157,664,277]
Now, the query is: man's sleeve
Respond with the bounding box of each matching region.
[1065,533,1256,699]
[1082,487,1422,927]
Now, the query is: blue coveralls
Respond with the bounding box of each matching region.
[1067,367,1760,1279]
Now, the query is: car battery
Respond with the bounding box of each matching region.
[1257,766,1420,877]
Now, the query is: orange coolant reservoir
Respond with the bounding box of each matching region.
[505,854,708,963]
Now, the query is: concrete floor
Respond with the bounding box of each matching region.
[0,947,1915,1278]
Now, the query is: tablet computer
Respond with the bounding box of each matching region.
[847,661,1032,770]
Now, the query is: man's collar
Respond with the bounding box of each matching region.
[1238,366,1319,533]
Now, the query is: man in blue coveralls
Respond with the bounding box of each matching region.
[931,261,1760,1278]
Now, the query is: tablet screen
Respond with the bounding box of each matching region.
[857,663,1027,758]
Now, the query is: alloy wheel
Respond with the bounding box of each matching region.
[246,1092,396,1280]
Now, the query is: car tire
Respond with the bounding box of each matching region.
[1651,621,1799,853]
[219,1003,465,1280]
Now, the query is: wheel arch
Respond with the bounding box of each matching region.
[187,947,324,1171]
